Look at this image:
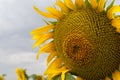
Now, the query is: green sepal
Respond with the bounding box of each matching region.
[108,73,113,80]
[52,73,75,80]
[115,15,120,18]
[49,21,57,25]
[106,0,115,12]
[85,0,91,8]
[96,0,100,3]
[23,69,29,79]
[42,19,57,25]
[42,19,49,25]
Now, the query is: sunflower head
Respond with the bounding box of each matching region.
[31,0,120,80]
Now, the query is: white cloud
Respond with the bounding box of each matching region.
[0,49,47,65]
[1,52,34,64]
[0,50,48,80]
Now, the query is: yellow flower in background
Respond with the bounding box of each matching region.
[31,0,120,80]
[16,68,27,80]
[0,75,4,80]
[36,75,44,80]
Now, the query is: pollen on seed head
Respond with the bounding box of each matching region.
[54,8,120,80]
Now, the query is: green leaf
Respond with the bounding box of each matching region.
[85,0,91,8]
[52,73,75,80]
[52,75,61,80]
[2,74,6,77]
[65,73,75,80]
[106,0,115,12]
[30,74,37,80]
[108,74,113,80]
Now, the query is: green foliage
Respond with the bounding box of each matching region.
[2,74,6,77]
[106,0,115,12]
[52,73,76,80]
[29,74,37,80]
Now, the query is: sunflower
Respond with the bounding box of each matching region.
[31,0,120,80]
[0,75,4,80]
[16,68,28,80]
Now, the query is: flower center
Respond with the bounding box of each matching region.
[73,45,80,54]
[62,33,95,65]
[54,8,120,80]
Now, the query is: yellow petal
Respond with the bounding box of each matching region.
[56,0,69,13]
[36,42,55,59]
[105,77,111,80]
[75,0,85,9]
[33,6,58,19]
[16,68,27,80]
[0,75,4,80]
[47,51,57,65]
[47,74,53,80]
[49,58,63,69]
[64,0,75,10]
[47,70,63,80]
[90,0,98,9]
[31,24,55,35]
[112,70,120,80]
[112,17,120,32]
[61,69,69,80]
[46,7,64,19]
[46,68,62,75]
[45,66,67,75]
[45,69,61,80]
[31,25,55,40]
[39,42,55,53]
[36,52,40,60]
[36,42,55,60]
[76,76,83,80]
[32,32,53,49]
[45,66,68,80]
[118,29,120,33]
[32,34,43,40]
[107,6,120,19]
[44,58,63,74]
[98,0,106,12]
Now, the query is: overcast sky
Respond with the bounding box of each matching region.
[0,0,120,80]
[0,0,56,79]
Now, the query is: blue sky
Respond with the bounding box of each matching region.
[0,0,120,80]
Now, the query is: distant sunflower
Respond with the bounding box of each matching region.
[16,68,28,80]
[31,0,120,80]
[0,75,4,80]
